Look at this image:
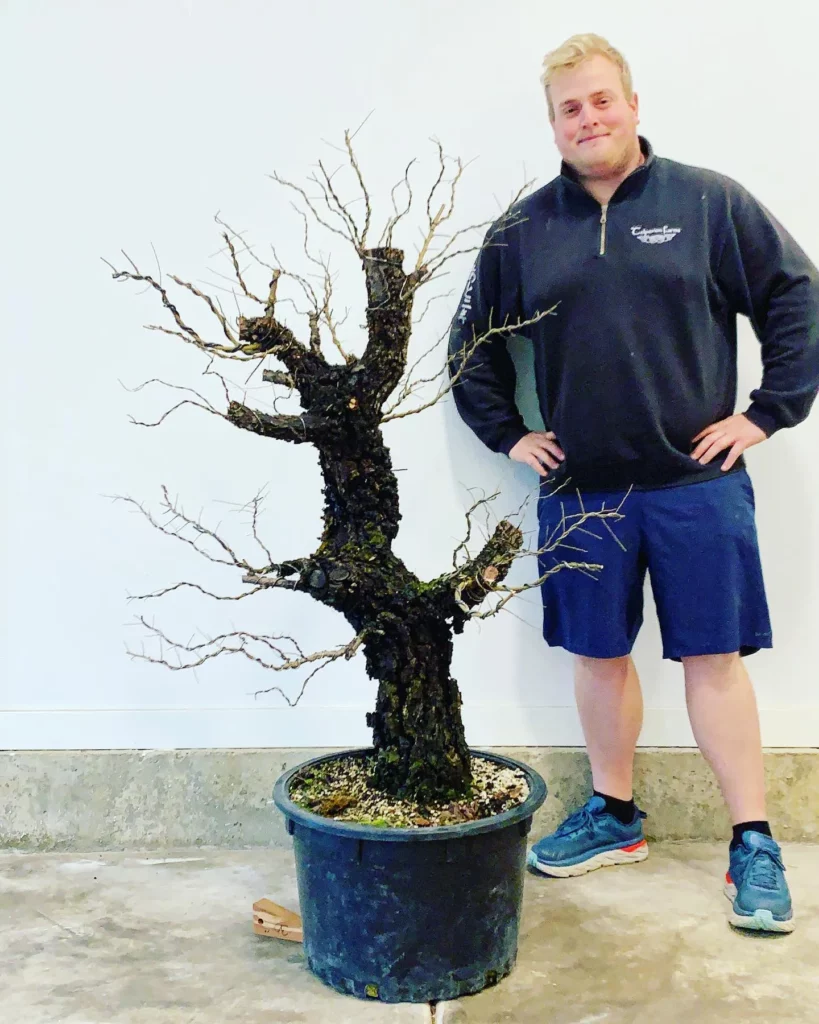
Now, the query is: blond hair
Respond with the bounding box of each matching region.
[541,34,633,121]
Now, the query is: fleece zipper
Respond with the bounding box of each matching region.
[599,203,609,256]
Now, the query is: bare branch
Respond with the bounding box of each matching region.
[413,140,469,274]
[114,486,257,571]
[381,158,417,248]
[347,109,375,143]
[242,573,299,589]
[381,324,450,418]
[264,270,282,315]
[452,489,501,569]
[412,287,455,327]
[439,519,524,612]
[425,140,448,233]
[241,556,309,588]
[129,398,226,429]
[398,202,532,298]
[285,204,353,361]
[270,242,319,311]
[254,661,329,705]
[458,493,631,618]
[381,304,558,423]
[288,167,361,362]
[132,618,315,665]
[129,619,369,707]
[343,127,372,247]
[308,312,322,355]
[105,255,204,344]
[210,216,283,298]
[214,215,266,305]
[421,180,534,276]
[209,226,310,330]
[268,125,372,294]
[129,581,265,602]
[236,312,323,378]
[538,487,632,557]
[223,489,276,567]
[107,256,266,362]
[121,377,227,428]
[312,161,362,250]
[465,560,603,619]
[227,400,328,443]
[270,171,358,250]
[262,369,296,388]
[166,273,237,344]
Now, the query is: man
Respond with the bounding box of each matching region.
[448,33,819,933]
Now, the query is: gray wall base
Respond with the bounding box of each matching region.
[2,748,817,850]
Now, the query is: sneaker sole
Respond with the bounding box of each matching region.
[723,883,795,934]
[527,840,648,878]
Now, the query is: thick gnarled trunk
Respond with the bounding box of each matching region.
[113,184,532,806]
[364,613,471,801]
[227,246,523,802]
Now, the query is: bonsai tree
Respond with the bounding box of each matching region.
[109,129,619,804]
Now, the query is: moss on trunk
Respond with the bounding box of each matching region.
[228,246,522,802]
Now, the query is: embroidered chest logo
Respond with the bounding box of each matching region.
[631,225,682,244]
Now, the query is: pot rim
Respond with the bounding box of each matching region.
[273,747,547,842]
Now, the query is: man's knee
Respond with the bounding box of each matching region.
[575,653,632,685]
[682,651,742,686]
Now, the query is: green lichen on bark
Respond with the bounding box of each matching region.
[124,242,523,802]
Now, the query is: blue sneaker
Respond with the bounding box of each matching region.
[724,831,794,933]
[526,795,648,877]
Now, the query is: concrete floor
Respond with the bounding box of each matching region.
[2,844,817,1024]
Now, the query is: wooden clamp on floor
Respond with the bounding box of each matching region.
[252,899,303,942]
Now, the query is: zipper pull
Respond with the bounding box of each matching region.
[599,203,609,257]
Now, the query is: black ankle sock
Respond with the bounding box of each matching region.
[730,820,772,851]
[593,790,636,825]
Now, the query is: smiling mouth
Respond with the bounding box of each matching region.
[579,135,609,144]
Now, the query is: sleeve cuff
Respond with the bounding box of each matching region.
[496,426,530,456]
[744,404,782,438]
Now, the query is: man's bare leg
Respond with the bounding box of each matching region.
[683,653,794,933]
[574,654,644,800]
[527,653,647,875]
[682,652,767,823]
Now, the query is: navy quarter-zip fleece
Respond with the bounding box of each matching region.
[448,138,819,490]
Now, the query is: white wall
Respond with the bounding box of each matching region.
[2,0,818,750]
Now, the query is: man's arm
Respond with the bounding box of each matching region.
[447,221,530,455]
[693,182,819,470]
[447,217,566,475]
[719,183,819,435]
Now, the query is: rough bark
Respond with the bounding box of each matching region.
[364,612,470,801]
[227,246,522,800]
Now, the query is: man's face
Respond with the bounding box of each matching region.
[549,54,640,180]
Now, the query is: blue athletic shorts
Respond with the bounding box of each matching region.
[536,469,772,660]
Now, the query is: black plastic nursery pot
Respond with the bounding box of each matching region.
[273,748,547,1003]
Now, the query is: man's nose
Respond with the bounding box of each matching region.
[579,104,599,128]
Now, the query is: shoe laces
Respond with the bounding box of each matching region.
[743,845,785,892]
[554,804,598,839]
